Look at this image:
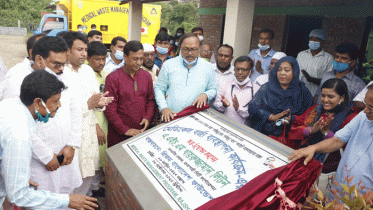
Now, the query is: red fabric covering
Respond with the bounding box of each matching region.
[163,104,210,123]
[14,207,18,210]
[196,159,322,210]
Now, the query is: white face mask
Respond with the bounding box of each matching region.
[234,74,251,86]
[78,28,83,32]
[42,59,62,80]
[198,36,204,42]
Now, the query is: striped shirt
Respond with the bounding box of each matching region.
[297,49,333,96]
[315,70,366,104]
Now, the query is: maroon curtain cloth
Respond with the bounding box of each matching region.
[164,104,210,122]
[196,159,322,210]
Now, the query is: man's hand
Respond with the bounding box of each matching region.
[140,118,149,132]
[68,194,98,210]
[254,58,263,74]
[125,128,143,137]
[96,124,106,146]
[288,145,316,165]
[59,146,75,166]
[97,91,114,107]
[87,93,102,110]
[268,109,291,122]
[46,154,60,171]
[192,93,208,109]
[301,69,311,82]
[29,180,39,187]
[232,94,239,111]
[221,95,230,107]
[161,108,176,123]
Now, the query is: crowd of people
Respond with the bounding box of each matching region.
[0,24,372,209]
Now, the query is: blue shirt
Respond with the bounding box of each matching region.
[248,48,276,82]
[0,98,69,209]
[154,56,217,113]
[155,54,172,70]
[334,111,373,194]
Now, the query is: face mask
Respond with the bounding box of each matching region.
[35,101,51,123]
[198,36,204,42]
[234,74,251,86]
[175,42,179,46]
[309,41,321,50]
[156,46,169,55]
[92,29,96,31]
[183,57,198,66]
[258,43,270,51]
[170,40,174,45]
[202,57,210,62]
[177,33,183,36]
[333,60,350,73]
[78,28,82,32]
[42,59,62,80]
[114,48,124,60]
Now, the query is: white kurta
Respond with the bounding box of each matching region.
[0,57,32,101]
[1,61,84,194]
[66,64,100,178]
[30,68,83,194]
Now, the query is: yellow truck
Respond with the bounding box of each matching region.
[34,0,161,44]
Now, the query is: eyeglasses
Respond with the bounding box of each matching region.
[181,48,199,54]
[234,68,252,72]
[43,57,66,69]
[200,50,212,54]
[363,100,373,113]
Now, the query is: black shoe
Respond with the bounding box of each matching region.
[91,187,105,197]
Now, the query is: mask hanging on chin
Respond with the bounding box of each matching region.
[234,72,252,86]
[198,36,204,42]
[258,43,270,51]
[36,101,51,123]
[333,60,350,73]
[42,59,62,80]
[114,49,124,60]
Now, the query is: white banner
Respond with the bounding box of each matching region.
[123,112,289,210]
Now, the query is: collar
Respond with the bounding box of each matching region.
[214,63,234,75]
[155,53,171,61]
[332,70,355,80]
[179,56,198,69]
[255,48,276,58]
[233,78,253,89]
[106,54,124,66]
[305,49,326,57]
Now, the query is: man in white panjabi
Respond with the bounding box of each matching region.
[61,31,113,196]
[1,36,84,203]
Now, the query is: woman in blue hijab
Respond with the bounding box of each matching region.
[248,56,313,137]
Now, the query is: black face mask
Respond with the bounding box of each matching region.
[217,63,231,72]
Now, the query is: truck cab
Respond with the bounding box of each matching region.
[33,14,68,36]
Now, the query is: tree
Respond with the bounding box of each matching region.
[0,0,51,31]
[155,0,199,36]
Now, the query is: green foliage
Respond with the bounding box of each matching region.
[155,0,199,36]
[0,0,51,31]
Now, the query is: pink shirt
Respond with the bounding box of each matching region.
[213,79,254,124]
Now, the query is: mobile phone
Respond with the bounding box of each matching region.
[99,84,105,93]
[57,154,64,165]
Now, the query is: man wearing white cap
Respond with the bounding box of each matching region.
[142,43,159,83]
[253,52,286,94]
[296,29,333,96]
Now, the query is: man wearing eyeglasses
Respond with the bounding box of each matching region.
[213,56,254,125]
[200,43,213,62]
[0,36,86,206]
[154,33,217,122]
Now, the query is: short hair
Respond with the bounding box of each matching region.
[77,24,82,27]
[176,28,185,34]
[192,27,203,34]
[88,41,107,58]
[123,40,143,56]
[234,56,254,69]
[32,36,68,61]
[87,30,102,38]
[60,31,88,49]
[217,44,234,56]
[201,43,212,49]
[321,78,349,110]
[20,70,67,106]
[259,29,275,40]
[111,36,127,47]
[155,32,170,42]
[159,27,168,33]
[335,43,359,60]
[27,33,46,57]
[91,24,96,28]
[179,33,199,47]
[367,83,373,91]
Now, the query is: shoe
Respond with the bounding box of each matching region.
[91,187,105,197]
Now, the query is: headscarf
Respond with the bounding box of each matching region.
[249,56,313,136]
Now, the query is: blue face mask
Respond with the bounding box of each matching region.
[114,48,124,60]
[258,43,270,51]
[183,57,198,66]
[36,101,51,123]
[309,41,321,50]
[156,46,169,55]
[333,60,350,72]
